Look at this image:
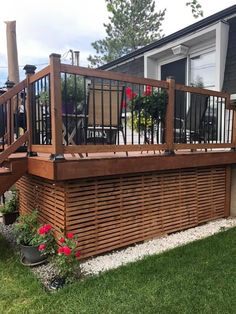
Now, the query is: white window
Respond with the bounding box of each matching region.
[190,51,216,89]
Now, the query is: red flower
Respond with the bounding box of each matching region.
[38,244,46,251]
[63,246,72,256]
[44,224,52,233]
[121,100,127,109]
[67,233,74,239]
[75,251,81,259]
[59,237,65,243]
[125,87,137,100]
[38,224,52,235]
[58,247,64,254]
[143,85,152,96]
[38,226,46,235]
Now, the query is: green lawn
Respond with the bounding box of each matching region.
[1,228,236,314]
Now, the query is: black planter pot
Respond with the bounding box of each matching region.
[20,244,47,265]
[2,211,19,225]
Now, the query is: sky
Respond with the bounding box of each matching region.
[0,0,236,85]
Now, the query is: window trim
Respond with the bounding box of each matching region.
[144,21,229,91]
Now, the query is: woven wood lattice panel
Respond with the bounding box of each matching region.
[16,166,229,258]
[17,176,65,230]
[65,166,228,257]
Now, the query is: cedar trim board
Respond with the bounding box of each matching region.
[52,152,236,180]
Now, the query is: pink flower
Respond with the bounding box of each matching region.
[59,237,65,243]
[143,85,152,96]
[75,251,81,259]
[67,233,74,239]
[63,246,72,256]
[38,244,46,251]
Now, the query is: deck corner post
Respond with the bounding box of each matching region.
[49,53,64,160]
[23,64,37,156]
[231,108,236,150]
[164,76,175,156]
[5,80,15,145]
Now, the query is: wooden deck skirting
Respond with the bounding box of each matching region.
[16,165,230,259]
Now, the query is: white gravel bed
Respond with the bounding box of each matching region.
[1,217,236,288]
[80,217,236,276]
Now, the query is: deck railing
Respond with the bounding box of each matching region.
[0,80,27,151]
[0,53,234,158]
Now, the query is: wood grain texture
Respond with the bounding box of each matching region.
[61,64,169,89]
[50,54,64,155]
[54,151,236,180]
[17,166,229,259]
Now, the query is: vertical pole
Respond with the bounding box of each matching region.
[164,76,175,155]
[49,53,64,160]
[5,80,15,145]
[74,51,80,66]
[231,96,236,149]
[23,64,37,156]
[225,165,231,217]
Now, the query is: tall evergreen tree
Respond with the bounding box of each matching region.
[88,0,203,67]
[88,0,166,67]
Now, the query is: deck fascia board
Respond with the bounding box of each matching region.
[26,152,236,180]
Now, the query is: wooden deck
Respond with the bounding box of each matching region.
[1,54,236,258]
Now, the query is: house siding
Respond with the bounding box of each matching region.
[108,57,144,77]
[223,17,236,93]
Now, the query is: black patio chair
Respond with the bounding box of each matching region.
[174,93,209,143]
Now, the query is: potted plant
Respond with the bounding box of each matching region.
[61,75,85,114]
[0,189,19,225]
[13,211,55,265]
[125,85,167,143]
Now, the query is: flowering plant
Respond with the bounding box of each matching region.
[54,232,81,279]
[14,211,40,245]
[125,85,167,135]
[31,224,56,256]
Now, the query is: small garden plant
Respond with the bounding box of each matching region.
[0,188,19,214]
[14,211,81,285]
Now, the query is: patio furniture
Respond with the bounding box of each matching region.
[86,85,126,145]
[62,113,86,145]
[175,94,209,143]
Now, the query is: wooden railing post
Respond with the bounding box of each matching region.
[23,64,37,156]
[49,53,64,160]
[5,80,15,145]
[231,109,236,151]
[164,76,175,155]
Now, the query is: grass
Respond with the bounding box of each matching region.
[1,228,236,314]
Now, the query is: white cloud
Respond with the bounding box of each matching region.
[0,0,236,84]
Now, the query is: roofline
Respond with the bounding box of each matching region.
[99,4,236,70]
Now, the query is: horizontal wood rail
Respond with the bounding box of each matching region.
[0,131,29,165]
[28,66,50,84]
[0,80,27,106]
[31,145,53,154]
[63,144,168,154]
[173,143,233,150]
[175,83,229,98]
[61,63,169,89]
